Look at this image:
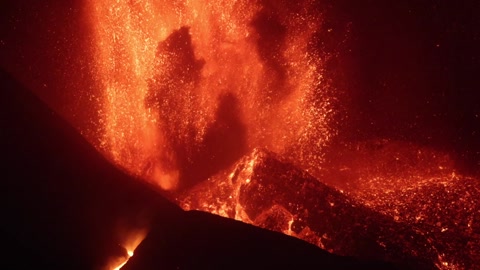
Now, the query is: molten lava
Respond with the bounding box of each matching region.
[88,0,336,190]
[110,229,146,270]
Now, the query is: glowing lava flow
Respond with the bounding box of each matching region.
[112,251,132,270]
[110,229,147,270]
[88,0,336,191]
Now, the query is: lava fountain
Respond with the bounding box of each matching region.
[76,0,480,268]
[88,0,337,191]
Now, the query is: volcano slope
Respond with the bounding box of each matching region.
[0,69,397,269]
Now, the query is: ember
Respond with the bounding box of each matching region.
[88,0,336,190]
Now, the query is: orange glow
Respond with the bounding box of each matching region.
[113,259,128,270]
[88,0,171,189]
[111,248,132,270]
[88,0,335,190]
[109,229,147,270]
[111,248,135,270]
[112,248,134,270]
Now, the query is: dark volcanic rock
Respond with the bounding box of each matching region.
[0,69,183,269]
[236,150,437,268]
[124,211,396,270]
[181,149,442,269]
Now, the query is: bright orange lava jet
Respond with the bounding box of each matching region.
[88,0,335,191]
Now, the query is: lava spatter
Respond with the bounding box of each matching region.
[88,0,337,190]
